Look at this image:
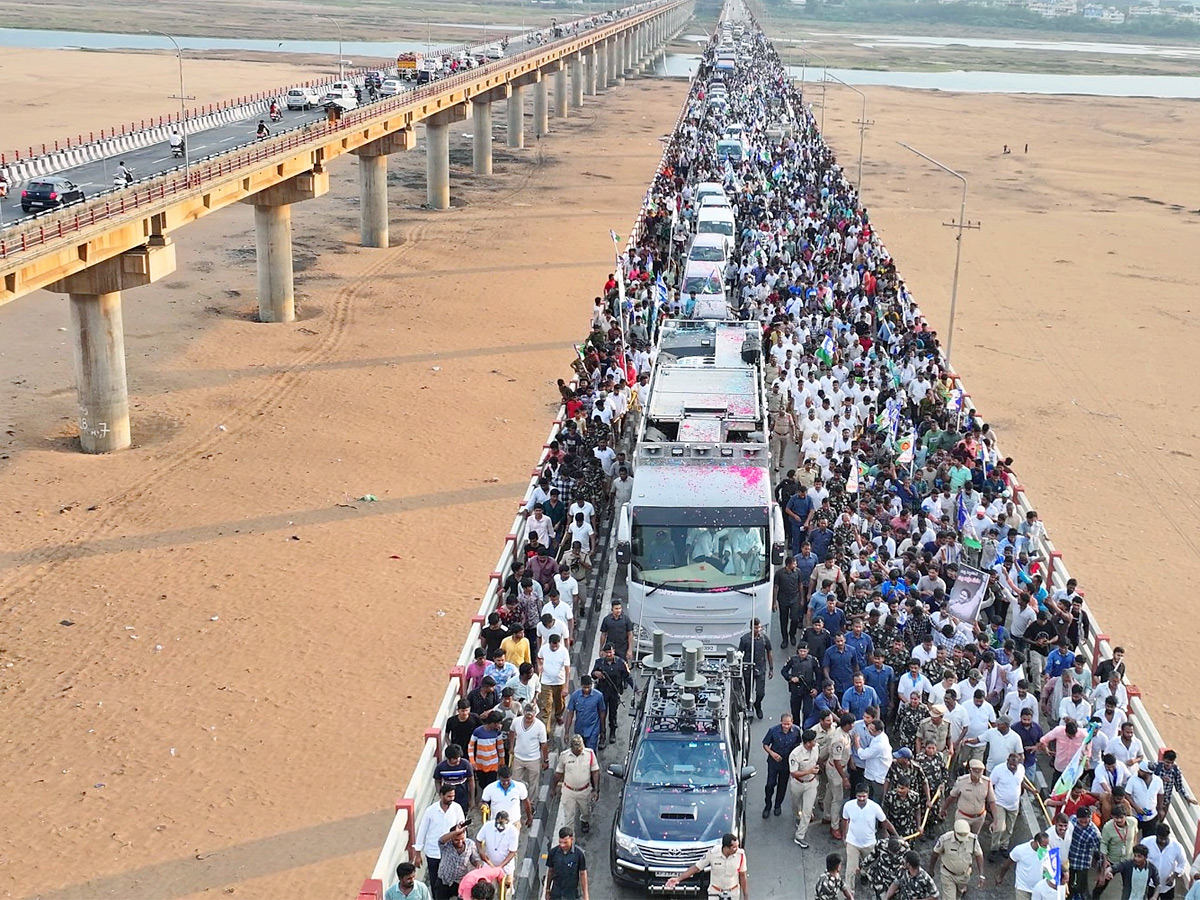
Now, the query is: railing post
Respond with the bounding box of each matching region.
[357,879,383,900]
[1093,632,1110,664]
[449,665,466,697]
[425,727,443,762]
[394,796,416,862]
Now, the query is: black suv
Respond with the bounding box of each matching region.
[607,643,754,893]
[21,176,85,214]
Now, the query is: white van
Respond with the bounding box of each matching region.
[680,261,729,320]
[686,232,729,267]
[693,181,727,207]
[695,206,737,257]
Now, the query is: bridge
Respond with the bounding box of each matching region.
[0,0,694,453]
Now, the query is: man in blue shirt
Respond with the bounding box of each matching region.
[809,517,835,563]
[761,713,804,817]
[841,673,880,721]
[823,633,859,695]
[786,491,815,555]
[861,652,895,721]
[794,541,820,607]
[1044,645,1075,681]
[564,676,607,750]
[812,595,846,635]
[843,618,875,670]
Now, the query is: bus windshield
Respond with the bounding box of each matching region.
[631,507,768,591]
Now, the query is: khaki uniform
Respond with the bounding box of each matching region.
[933,829,982,899]
[815,723,835,813]
[916,717,951,754]
[788,743,821,842]
[948,774,994,836]
[824,729,852,831]
[698,846,747,898]
[556,748,598,828]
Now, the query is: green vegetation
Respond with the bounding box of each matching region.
[759,0,1200,40]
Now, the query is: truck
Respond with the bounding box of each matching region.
[396,52,421,80]
[607,640,755,891]
[615,319,786,655]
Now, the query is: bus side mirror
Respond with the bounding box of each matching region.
[616,504,631,565]
[771,542,786,567]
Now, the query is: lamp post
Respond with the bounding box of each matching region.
[824,72,870,193]
[801,47,828,132]
[146,30,193,180]
[897,141,981,367]
[314,14,345,81]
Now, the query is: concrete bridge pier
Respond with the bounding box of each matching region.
[570,55,585,109]
[352,129,414,248]
[555,65,569,120]
[506,83,525,149]
[45,242,177,453]
[533,75,550,138]
[241,169,329,322]
[471,85,510,175]
[616,33,627,86]
[424,106,467,209]
[583,50,596,97]
[596,43,609,94]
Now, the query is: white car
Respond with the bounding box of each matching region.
[379,79,404,97]
[285,87,322,110]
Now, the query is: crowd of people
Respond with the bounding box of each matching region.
[389,9,1199,900]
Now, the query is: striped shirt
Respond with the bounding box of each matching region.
[469,726,503,773]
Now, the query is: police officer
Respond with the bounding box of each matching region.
[590,643,635,748]
[930,818,986,899]
[762,712,803,818]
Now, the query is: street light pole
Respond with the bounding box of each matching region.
[896,141,981,367]
[315,14,345,81]
[824,72,871,193]
[146,30,194,181]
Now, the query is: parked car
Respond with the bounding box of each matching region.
[20,176,85,213]
[285,87,322,110]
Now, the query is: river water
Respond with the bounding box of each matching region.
[1,25,1197,98]
[656,53,1200,98]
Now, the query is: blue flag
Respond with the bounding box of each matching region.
[956,492,968,531]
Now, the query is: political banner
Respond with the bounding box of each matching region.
[947,563,988,622]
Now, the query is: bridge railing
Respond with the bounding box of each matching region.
[0,0,684,264]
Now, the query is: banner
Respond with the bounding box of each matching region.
[1049,720,1102,803]
[896,433,915,465]
[947,563,988,622]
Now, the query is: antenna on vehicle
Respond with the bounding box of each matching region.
[674,639,707,689]
[642,629,675,671]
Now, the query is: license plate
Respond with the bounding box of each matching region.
[653,870,679,879]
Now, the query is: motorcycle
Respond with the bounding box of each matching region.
[113,169,134,189]
[170,141,185,159]
[269,108,283,123]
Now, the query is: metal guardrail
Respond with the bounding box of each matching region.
[0,0,683,264]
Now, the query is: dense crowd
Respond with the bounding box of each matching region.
[390,12,1198,900]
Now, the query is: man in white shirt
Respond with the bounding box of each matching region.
[1108,721,1145,773]
[990,752,1027,857]
[841,785,898,884]
[480,766,532,830]
[537,634,570,728]
[567,512,595,556]
[413,785,466,886]
[856,720,893,800]
[1058,685,1092,726]
[476,810,519,882]
[961,691,997,765]
[510,704,548,797]
[979,717,1024,774]
[553,572,580,617]
[1144,823,1188,895]
[897,659,933,703]
[1001,682,1039,724]
[540,594,575,643]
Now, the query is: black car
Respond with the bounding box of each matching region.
[21,176,85,213]
[607,646,754,893]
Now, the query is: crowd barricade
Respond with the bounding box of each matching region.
[946,371,1200,856]
[356,35,694,900]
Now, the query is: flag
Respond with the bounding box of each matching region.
[1049,721,1101,802]
[956,492,968,531]
[846,457,859,494]
[896,432,915,465]
[815,333,835,366]
[609,229,620,246]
